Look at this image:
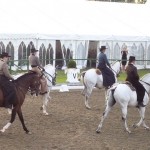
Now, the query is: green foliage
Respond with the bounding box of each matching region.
[67,60,76,68]
[118,69,150,81]
[10,68,150,84]
[56,70,67,83]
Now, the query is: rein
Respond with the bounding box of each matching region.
[140,80,150,95]
[140,80,150,87]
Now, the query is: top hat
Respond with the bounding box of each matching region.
[129,56,135,62]
[31,48,38,53]
[99,46,107,51]
[0,52,11,58]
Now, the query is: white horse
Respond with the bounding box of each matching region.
[96,73,150,134]
[80,61,121,109]
[40,64,56,115]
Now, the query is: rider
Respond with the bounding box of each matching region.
[125,56,145,107]
[97,46,115,89]
[29,48,48,95]
[0,52,17,108]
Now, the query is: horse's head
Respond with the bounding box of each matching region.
[111,60,121,77]
[44,64,57,86]
[140,73,150,93]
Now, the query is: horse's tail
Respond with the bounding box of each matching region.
[107,86,117,106]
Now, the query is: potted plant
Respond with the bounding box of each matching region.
[67,60,77,68]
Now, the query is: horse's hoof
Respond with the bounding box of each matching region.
[85,105,91,109]
[0,130,4,133]
[26,131,32,135]
[40,106,43,110]
[144,127,150,130]
[86,107,91,110]
[132,124,137,128]
[43,113,49,116]
[96,129,101,134]
[127,130,131,134]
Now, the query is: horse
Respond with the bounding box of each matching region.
[80,61,121,109]
[0,72,41,134]
[40,64,57,115]
[96,73,150,134]
[12,64,57,116]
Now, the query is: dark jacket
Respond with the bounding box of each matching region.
[98,52,110,69]
[97,52,115,87]
[126,63,139,84]
[126,63,145,103]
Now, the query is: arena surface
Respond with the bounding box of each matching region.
[0,89,150,150]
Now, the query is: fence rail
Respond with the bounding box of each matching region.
[8,58,150,72]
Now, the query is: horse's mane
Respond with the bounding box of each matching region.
[140,73,150,81]
[111,60,120,66]
[15,72,37,81]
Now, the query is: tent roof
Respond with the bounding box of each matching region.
[0,0,150,41]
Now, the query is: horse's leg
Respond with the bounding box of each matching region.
[96,104,112,133]
[0,108,17,133]
[7,108,12,115]
[84,86,93,109]
[41,93,50,115]
[81,84,91,109]
[104,89,109,106]
[17,107,30,134]
[96,94,115,133]
[121,106,131,133]
[133,107,149,130]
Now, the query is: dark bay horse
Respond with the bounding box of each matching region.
[0,72,40,134]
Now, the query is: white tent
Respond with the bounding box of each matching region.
[0,0,150,69]
[0,0,150,40]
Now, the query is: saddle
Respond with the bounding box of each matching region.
[123,81,136,91]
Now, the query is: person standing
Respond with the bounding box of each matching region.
[97,46,115,88]
[0,52,17,108]
[125,56,145,107]
[29,48,48,95]
[121,46,128,72]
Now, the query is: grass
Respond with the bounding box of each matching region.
[56,70,67,83]
[118,69,150,81]
[10,68,150,84]
[56,69,150,84]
